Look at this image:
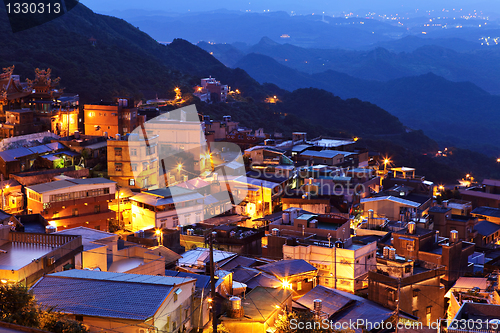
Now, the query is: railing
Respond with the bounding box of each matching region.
[9,232,79,246]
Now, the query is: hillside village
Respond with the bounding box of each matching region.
[1,66,500,333]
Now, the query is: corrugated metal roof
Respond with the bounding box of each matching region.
[483,179,500,187]
[31,274,174,320]
[130,192,203,206]
[452,277,489,291]
[361,196,421,208]
[28,145,52,154]
[85,141,107,150]
[472,206,500,218]
[45,142,65,151]
[27,178,115,193]
[296,285,354,317]
[233,176,279,189]
[0,147,35,162]
[179,247,237,267]
[474,220,500,237]
[243,287,292,321]
[257,259,317,278]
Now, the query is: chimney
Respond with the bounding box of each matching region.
[435,230,439,243]
[383,246,390,258]
[313,299,322,318]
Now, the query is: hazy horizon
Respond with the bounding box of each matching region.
[80,0,500,15]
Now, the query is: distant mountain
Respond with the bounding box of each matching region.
[200,37,500,95]
[235,53,500,155]
[0,1,267,102]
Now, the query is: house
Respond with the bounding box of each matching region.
[444,277,496,322]
[283,236,377,292]
[179,224,264,255]
[55,227,166,275]
[392,224,475,286]
[107,133,159,189]
[299,149,351,166]
[232,176,283,218]
[459,188,500,209]
[31,270,196,333]
[429,206,477,242]
[0,109,41,138]
[296,285,401,333]
[256,259,318,297]
[219,287,292,333]
[368,250,445,325]
[229,265,282,290]
[361,195,432,222]
[447,303,500,333]
[164,270,211,330]
[84,97,140,137]
[472,206,500,224]
[177,247,237,274]
[194,77,228,103]
[129,186,204,231]
[473,220,500,247]
[244,146,293,166]
[25,177,116,231]
[0,224,82,286]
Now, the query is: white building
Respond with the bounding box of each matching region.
[130,186,204,231]
[283,237,377,292]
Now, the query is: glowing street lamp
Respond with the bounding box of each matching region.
[383,158,391,173]
[177,163,183,172]
[281,279,292,290]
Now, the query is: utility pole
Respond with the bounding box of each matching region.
[210,231,217,333]
[395,277,401,333]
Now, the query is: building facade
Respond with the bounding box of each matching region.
[26,177,116,231]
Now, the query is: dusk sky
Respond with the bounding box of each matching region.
[81,0,500,15]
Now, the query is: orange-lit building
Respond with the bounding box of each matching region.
[107,133,159,189]
[25,177,116,231]
[84,98,143,137]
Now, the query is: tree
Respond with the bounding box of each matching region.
[0,284,38,327]
[0,284,88,333]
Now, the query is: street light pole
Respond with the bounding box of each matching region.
[210,231,217,333]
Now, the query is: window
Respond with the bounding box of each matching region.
[115,163,122,172]
[131,164,138,172]
[405,265,411,273]
[297,281,302,291]
[413,289,419,298]
[173,217,179,227]
[129,179,135,186]
[388,290,395,302]
[130,148,137,156]
[142,162,148,171]
[94,205,100,213]
[114,148,122,157]
[53,211,59,217]
[72,208,78,216]
[426,306,432,314]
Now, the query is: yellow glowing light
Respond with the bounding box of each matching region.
[273,95,277,99]
[197,87,202,91]
[207,298,213,303]
[174,87,180,91]
[155,229,162,236]
[466,174,470,178]
[49,221,57,226]
[4,185,9,189]
[177,163,183,171]
[353,137,359,142]
[0,279,7,284]
[497,158,500,163]
[384,158,390,165]
[235,89,240,94]
[274,305,281,309]
[281,279,292,289]
[438,185,444,190]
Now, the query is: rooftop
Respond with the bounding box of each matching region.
[474,220,500,237]
[55,227,116,251]
[361,195,423,208]
[27,178,115,194]
[239,287,292,322]
[0,242,54,270]
[178,247,237,267]
[257,259,317,279]
[472,206,500,219]
[31,270,194,321]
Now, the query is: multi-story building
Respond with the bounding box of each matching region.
[0,109,41,138]
[107,133,159,189]
[129,186,204,231]
[25,177,116,231]
[194,76,228,103]
[282,236,377,292]
[368,251,445,326]
[84,97,140,137]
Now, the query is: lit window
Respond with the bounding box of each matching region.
[115,163,122,172]
[129,179,135,186]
